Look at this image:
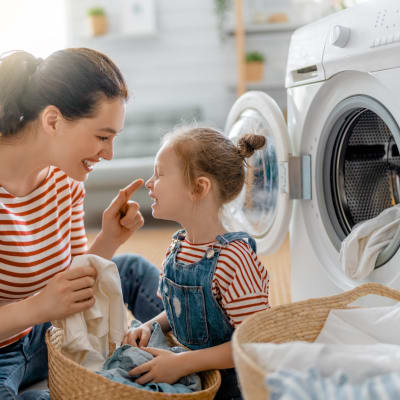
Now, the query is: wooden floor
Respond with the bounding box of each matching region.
[87,222,291,307]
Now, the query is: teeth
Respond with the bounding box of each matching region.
[83,160,96,167]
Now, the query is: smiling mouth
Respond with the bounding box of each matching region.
[148,193,158,205]
[82,159,97,172]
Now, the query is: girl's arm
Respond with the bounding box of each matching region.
[177,341,233,373]
[123,311,171,347]
[129,341,233,385]
[143,310,171,333]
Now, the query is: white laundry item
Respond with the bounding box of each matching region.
[315,302,400,345]
[340,204,400,280]
[52,254,128,371]
[244,341,400,384]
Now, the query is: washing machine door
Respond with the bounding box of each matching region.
[222,91,292,254]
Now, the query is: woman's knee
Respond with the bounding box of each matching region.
[113,254,160,282]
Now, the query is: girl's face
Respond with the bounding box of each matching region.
[50,97,125,182]
[145,142,192,221]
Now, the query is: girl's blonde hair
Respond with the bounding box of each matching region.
[162,126,266,204]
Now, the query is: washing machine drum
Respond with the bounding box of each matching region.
[324,96,400,264]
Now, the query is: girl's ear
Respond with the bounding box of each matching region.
[40,105,62,137]
[191,176,211,200]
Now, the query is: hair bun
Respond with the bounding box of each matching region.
[237,133,266,158]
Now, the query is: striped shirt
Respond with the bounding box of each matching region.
[0,166,88,348]
[162,237,270,326]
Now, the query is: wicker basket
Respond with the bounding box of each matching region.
[46,328,221,400]
[232,283,400,400]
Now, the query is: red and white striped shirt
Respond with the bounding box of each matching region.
[162,237,270,326]
[0,166,88,348]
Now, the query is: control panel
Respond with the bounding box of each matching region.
[371,7,400,48]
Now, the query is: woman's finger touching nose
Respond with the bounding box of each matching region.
[145,176,154,189]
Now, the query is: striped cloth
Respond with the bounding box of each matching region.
[266,368,400,400]
[0,166,88,347]
[162,237,269,326]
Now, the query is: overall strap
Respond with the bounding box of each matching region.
[216,231,257,253]
[172,229,186,240]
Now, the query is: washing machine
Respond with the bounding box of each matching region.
[222,0,400,301]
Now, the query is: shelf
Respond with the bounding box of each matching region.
[246,82,285,90]
[225,22,303,35]
[76,32,157,43]
[228,82,285,91]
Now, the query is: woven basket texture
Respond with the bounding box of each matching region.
[232,283,400,400]
[46,328,221,400]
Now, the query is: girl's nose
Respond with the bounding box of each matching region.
[145,177,153,189]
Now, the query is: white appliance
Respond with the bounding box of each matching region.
[222,0,400,301]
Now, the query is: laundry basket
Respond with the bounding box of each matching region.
[232,283,400,400]
[46,328,221,400]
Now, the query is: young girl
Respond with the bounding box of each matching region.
[123,127,270,399]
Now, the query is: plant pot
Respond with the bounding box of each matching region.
[89,15,107,36]
[246,61,264,82]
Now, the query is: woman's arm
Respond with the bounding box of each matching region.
[0,265,96,341]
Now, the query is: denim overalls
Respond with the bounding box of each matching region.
[160,230,257,400]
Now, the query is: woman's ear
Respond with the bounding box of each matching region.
[40,105,62,137]
[191,176,211,200]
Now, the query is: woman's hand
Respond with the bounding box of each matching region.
[33,265,97,322]
[102,179,144,243]
[129,348,187,384]
[90,179,144,259]
[122,324,152,347]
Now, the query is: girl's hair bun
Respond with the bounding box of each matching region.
[237,133,266,158]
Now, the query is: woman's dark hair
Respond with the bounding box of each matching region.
[163,127,266,204]
[0,48,128,137]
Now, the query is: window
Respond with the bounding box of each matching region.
[0,0,66,58]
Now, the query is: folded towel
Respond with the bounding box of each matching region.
[244,342,400,384]
[316,302,400,345]
[267,367,400,400]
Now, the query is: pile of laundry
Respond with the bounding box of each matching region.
[244,301,400,399]
[340,204,400,280]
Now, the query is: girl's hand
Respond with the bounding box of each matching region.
[101,179,144,247]
[129,348,187,384]
[33,265,97,322]
[122,324,152,347]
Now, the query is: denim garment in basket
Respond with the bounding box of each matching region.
[160,230,257,400]
[97,320,201,393]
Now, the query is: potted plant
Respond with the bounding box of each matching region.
[214,0,231,41]
[245,51,265,82]
[88,7,107,36]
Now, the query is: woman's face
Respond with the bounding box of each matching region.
[51,97,125,181]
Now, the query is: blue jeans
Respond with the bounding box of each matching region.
[0,254,164,399]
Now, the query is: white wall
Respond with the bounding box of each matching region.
[66,0,236,129]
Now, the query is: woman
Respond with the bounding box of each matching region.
[0,48,163,399]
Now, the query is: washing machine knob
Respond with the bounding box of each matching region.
[331,25,351,48]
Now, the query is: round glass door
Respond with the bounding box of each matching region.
[321,95,400,267]
[222,91,291,254]
[224,109,279,238]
